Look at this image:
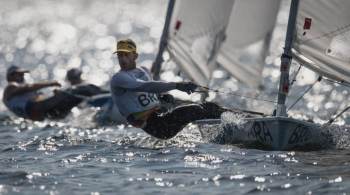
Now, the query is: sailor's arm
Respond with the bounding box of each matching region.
[87,84,110,94]
[4,81,61,100]
[111,73,197,94]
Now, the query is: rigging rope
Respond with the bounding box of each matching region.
[287,76,322,111]
[326,106,350,125]
[195,85,277,104]
[323,77,350,88]
[289,65,302,87]
[320,78,350,124]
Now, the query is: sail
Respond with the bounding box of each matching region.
[166,0,234,86]
[217,0,281,88]
[293,0,350,83]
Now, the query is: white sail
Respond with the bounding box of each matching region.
[293,0,350,83]
[166,0,234,86]
[217,0,281,88]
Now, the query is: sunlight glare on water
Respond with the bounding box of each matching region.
[0,0,350,194]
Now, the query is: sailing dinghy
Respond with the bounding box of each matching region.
[152,0,350,150]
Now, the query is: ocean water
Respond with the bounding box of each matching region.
[0,115,350,194]
[1,0,350,194]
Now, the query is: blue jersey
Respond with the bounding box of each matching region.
[110,67,178,118]
[3,90,37,118]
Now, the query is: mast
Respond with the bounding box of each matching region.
[151,0,176,80]
[276,0,299,117]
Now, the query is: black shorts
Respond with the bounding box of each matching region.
[142,102,226,139]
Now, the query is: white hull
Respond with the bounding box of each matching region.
[198,117,325,150]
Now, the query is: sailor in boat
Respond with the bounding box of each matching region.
[66,68,109,97]
[65,68,111,107]
[3,65,83,121]
[110,39,229,139]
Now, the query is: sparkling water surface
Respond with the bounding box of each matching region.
[0,116,350,194]
[1,0,350,194]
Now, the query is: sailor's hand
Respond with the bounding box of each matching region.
[159,94,175,103]
[176,82,198,94]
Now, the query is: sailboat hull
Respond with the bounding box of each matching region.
[198,117,325,150]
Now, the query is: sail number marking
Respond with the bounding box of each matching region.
[288,126,310,144]
[250,122,273,143]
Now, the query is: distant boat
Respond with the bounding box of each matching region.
[152,0,350,150]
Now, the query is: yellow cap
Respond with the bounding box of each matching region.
[113,39,137,53]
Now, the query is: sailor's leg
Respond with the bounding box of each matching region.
[29,91,83,120]
[143,102,227,139]
[46,92,83,119]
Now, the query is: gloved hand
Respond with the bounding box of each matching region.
[175,82,198,94]
[159,94,175,104]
